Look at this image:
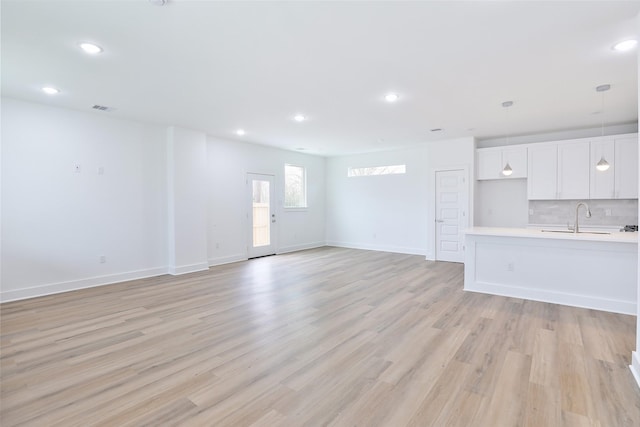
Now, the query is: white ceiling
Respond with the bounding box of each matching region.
[2,0,639,156]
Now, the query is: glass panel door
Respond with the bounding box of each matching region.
[247,173,276,258]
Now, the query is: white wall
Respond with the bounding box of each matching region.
[475,179,529,227]
[1,98,168,301]
[167,126,209,274]
[207,137,326,266]
[1,99,327,302]
[326,137,475,258]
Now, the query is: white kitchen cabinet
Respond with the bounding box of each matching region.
[615,136,639,199]
[477,146,527,180]
[590,135,638,199]
[527,144,557,200]
[590,138,615,199]
[476,149,502,180]
[557,141,590,199]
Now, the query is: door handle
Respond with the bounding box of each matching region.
[436,219,444,223]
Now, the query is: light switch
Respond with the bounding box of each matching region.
[74,164,81,173]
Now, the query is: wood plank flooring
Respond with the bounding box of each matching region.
[1,247,639,426]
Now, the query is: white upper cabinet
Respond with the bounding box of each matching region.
[477,146,527,180]
[480,133,637,201]
[590,138,615,199]
[527,144,557,200]
[590,135,638,199]
[614,136,639,199]
[476,149,502,180]
[557,141,590,200]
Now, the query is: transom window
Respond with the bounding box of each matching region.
[347,164,406,177]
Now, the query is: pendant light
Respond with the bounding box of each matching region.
[501,101,514,176]
[595,84,611,172]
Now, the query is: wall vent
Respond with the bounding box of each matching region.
[92,104,116,112]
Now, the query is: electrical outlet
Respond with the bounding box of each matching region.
[529,209,534,216]
[97,166,104,175]
[605,209,612,216]
[99,256,106,264]
[507,262,514,272]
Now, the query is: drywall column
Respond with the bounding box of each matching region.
[632,12,640,389]
[167,126,209,275]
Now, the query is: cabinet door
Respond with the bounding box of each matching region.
[558,141,590,199]
[502,146,527,179]
[477,149,502,180]
[590,139,615,199]
[527,145,557,200]
[615,136,638,199]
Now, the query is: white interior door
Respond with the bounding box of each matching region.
[435,169,468,263]
[247,173,276,258]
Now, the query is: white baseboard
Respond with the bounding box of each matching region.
[208,254,246,267]
[465,281,636,315]
[325,241,425,256]
[0,267,168,303]
[167,262,209,275]
[630,352,640,389]
[278,241,326,254]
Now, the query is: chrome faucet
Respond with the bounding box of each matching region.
[572,202,591,233]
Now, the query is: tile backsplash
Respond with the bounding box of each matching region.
[529,199,638,228]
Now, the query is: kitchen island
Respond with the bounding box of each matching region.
[464,227,638,314]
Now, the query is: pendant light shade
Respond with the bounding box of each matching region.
[596,156,610,171]
[595,84,611,173]
[501,101,514,176]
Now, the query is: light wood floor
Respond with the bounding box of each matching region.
[1,247,639,426]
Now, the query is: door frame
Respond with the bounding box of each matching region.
[247,172,277,258]
[428,165,472,261]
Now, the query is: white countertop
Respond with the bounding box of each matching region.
[465,226,638,244]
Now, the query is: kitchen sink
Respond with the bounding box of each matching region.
[541,230,611,235]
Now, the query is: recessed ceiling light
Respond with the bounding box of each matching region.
[42,86,60,95]
[384,93,399,103]
[612,39,637,52]
[236,129,246,136]
[79,42,103,54]
[294,114,306,122]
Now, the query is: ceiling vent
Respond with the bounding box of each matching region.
[92,104,116,112]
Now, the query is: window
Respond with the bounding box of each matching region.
[347,164,406,177]
[284,164,307,208]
